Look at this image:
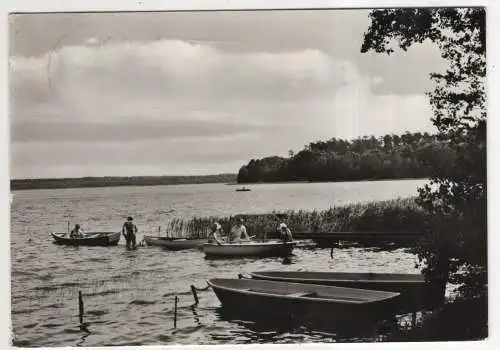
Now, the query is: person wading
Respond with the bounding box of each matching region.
[122,216,138,249]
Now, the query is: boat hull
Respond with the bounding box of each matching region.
[203,241,294,258]
[51,232,121,246]
[209,278,400,327]
[250,271,441,311]
[143,236,206,250]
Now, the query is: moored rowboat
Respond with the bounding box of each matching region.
[208,278,400,324]
[51,231,121,246]
[203,241,295,258]
[143,235,206,250]
[249,271,441,310]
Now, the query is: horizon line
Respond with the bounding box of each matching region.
[10,173,238,182]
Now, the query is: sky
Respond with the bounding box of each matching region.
[9,9,447,179]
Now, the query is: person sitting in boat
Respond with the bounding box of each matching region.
[229,218,250,243]
[278,223,293,242]
[208,222,224,245]
[70,224,84,238]
[122,216,138,249]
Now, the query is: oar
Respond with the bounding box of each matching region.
[64,214,73,237]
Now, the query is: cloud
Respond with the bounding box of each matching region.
[9,39,436,178]
[10,40,368,121]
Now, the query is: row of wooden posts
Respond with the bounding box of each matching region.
[77,284,205,329]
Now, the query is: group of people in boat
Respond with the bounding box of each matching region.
[208,217,293,245]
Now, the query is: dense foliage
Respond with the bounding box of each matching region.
[362,8,487,302]
[11,174,237,190]
[237,132,448,183]
[385,296,487,341]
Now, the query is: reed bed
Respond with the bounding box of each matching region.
[163,197,426,239]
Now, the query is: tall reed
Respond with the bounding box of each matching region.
[161,197,426,239]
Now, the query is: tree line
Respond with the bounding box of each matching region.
[237,132,452,183]
[11,174,237,191]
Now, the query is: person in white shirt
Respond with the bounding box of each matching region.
[229,218,250,243]
[278,223,293,242]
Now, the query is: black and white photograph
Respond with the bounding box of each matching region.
[6,1,492,347]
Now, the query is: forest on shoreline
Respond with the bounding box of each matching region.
[10,174,237,191]
[237,132,451,183]
[12,131,450,190]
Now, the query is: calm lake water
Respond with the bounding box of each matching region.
[11,179,429,347]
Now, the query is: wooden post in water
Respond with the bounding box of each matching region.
[190,285,199,305]
[174,296,178,328]
[412,311,417,328]
[78,291,84,323]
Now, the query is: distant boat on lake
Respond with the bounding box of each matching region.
[235,187,251,192]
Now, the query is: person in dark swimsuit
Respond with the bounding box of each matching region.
[122,216,138,249]
[70,224,84,238]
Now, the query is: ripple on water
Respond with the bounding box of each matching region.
[129,299,157,305]
[23,322,38,329]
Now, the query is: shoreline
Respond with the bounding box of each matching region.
[227,177,429,186]
[10,174,237,191]
[11,176,429,191]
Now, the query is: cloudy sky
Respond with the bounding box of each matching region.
[9,10,446,179]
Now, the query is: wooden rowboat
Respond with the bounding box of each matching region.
[250,271,424,290]
[249,271,441,310]
[203,241,295,258]
[143,235,206,250]
[51,231,121,246]
[208,278,400,325]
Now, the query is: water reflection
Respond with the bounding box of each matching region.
[190,305,201,326]
[76,321,91,347]
[214,305,395,342]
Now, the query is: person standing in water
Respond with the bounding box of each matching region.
[122,216,138,249]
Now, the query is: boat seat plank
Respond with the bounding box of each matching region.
[246,289,316,298]
[287,292,315,298]
[249,289,292,295]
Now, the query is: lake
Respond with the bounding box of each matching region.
[10,179,429,347]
